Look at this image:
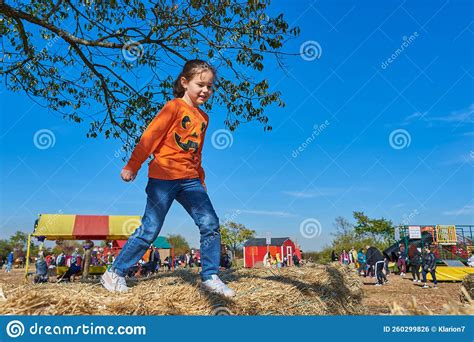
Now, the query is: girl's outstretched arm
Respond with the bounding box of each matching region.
[123,101,177,174]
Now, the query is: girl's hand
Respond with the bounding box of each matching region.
[121,169,137,182]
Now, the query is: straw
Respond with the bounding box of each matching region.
[0,263,364,316]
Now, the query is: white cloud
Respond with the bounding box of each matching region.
[238,209,297,218]
[402,112,425,125]
[443,205,474,216]
[439,152,474,166]
[282,191,321,198]
[404,104,474,125]
[283,187,370,198]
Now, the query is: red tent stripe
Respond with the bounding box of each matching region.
[72,215,110,239]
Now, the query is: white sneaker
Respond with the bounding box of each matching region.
[201,275,235,297]
[412,279,417,283]
[101,270,129,293]
[375,283,382,287]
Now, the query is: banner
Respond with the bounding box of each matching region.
[0,316,471,342]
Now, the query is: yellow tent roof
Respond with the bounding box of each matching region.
[33,214,142,240]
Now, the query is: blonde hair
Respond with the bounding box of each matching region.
[173,59,216,98]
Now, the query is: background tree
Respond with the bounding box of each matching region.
[0,0,300,152]
[332,216,354,241]
[353,211,394,244]
[0,239,12,257]
[167,234,190,256]
[308,215,389,264]
[51,240,82,255]
[8,231,29,249]
[220,221,255,255]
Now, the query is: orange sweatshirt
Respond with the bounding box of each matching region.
[124,98,208,186]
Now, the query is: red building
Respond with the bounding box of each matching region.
[243,237,298,268]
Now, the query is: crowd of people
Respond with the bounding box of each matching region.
[262,251,301,268]
[4,241,473,288]
[0,243,238,284]
[332,244,441,289]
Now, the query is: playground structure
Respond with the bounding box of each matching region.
[24,213,174,278]
[384,224,474,281]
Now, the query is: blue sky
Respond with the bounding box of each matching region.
[1,0,473,252]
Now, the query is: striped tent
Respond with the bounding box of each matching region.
[33,214,142,240]
[25,214,142,279]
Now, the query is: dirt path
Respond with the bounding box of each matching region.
[361,273,463,314]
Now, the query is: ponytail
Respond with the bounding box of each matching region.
[173,73,186,98]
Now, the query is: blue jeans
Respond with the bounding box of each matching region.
[422,268,437,284]
[5,262,12,272]
[112,178,220,281]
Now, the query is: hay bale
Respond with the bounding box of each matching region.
[460,273,474,303]
[390,297,474,315]
[0,264,364,315]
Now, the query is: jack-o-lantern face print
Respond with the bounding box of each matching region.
[174,115,206,155]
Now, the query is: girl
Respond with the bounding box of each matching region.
[101,60,235,297]
[339,250,350,265]
[421,246,438,289]
[408,243,421,283]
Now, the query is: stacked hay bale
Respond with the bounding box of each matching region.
[0,264,364,315]
[390,297,474,315]
[390,274,474,315]
[460,273,474,304]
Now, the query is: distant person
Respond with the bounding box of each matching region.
[58,251,82,282]
[421,246,438,289]
[331,250,338,262]
[5,251,13,273]
[292,252,300,267]
[270,255,277,268]
[365,245,387,286]
[82,240,94,279]
[357,249,366,276]
[349,247,358,266]
[34,252,48,283]
[339,250,350,265]
[408,244,422,283]
[383,256,390,276]
[142,245,160,276]
[263,252,271,267]
[56,252,66,267]
[276,253,282,268]
[396,244,407,276]
[220,246,232,269]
